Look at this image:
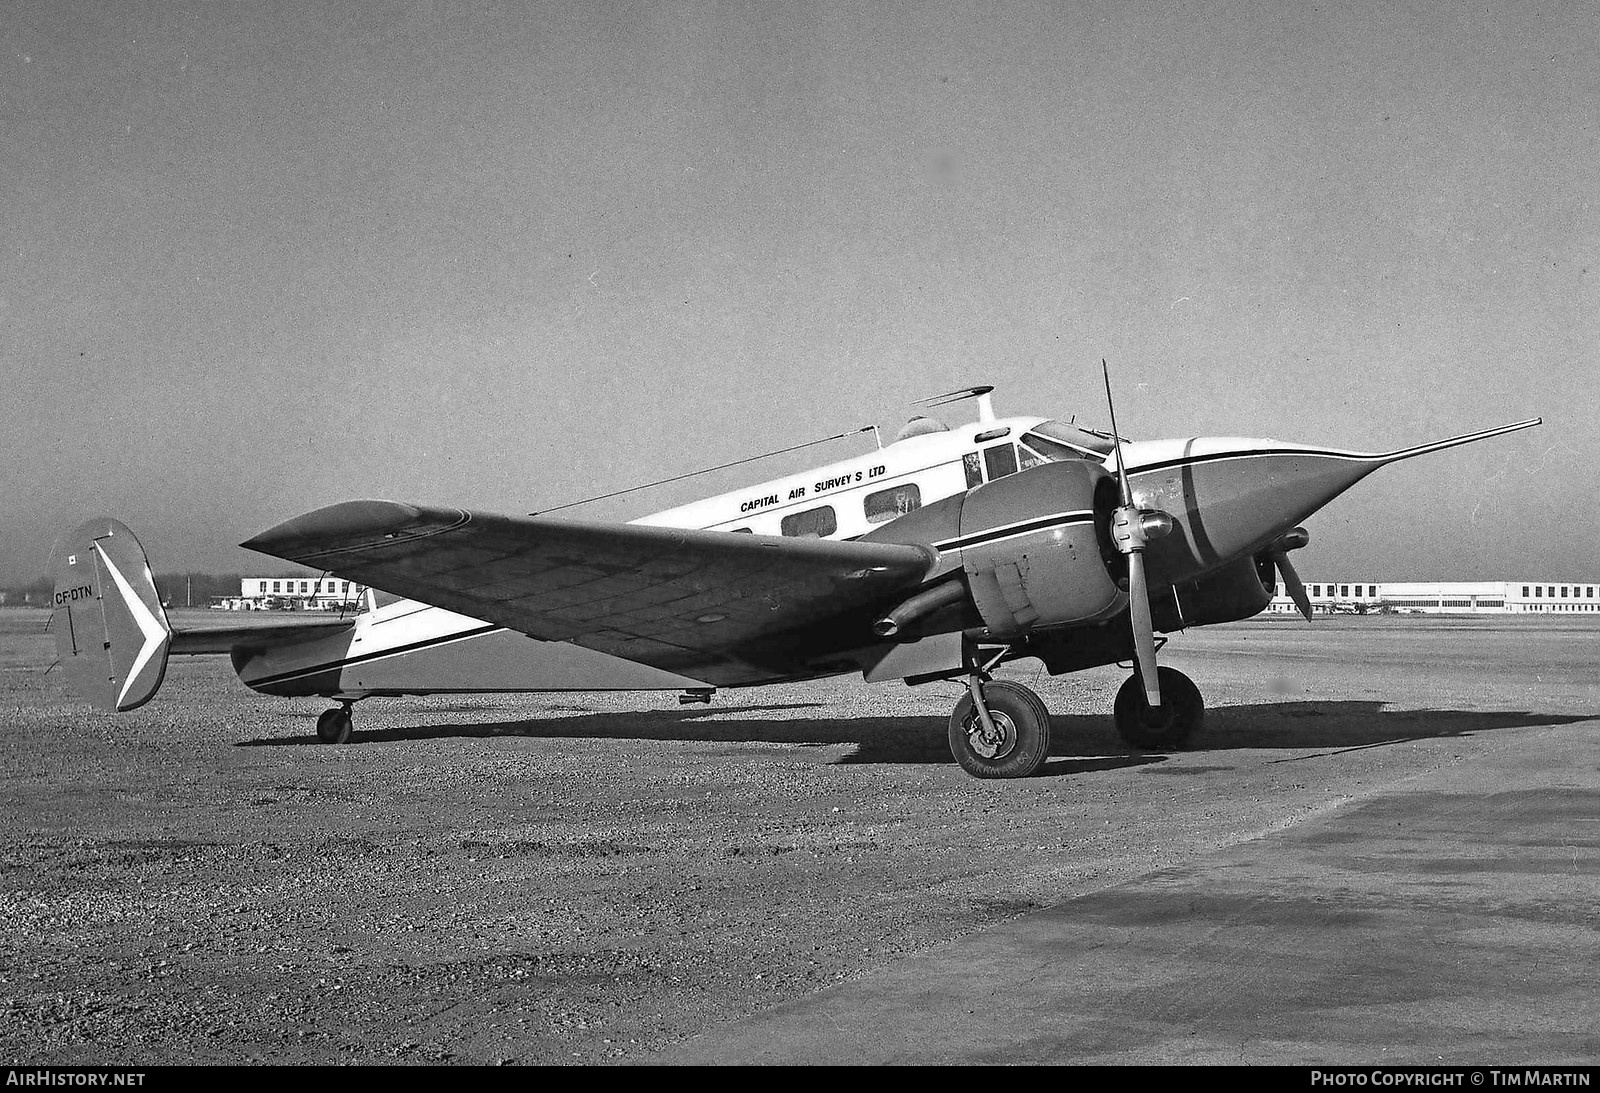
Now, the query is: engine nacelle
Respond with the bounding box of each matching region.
[1153,554,1274,631]
[957,461,1125,637]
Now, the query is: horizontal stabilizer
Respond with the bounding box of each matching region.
[51,518,173,712]
[168,618,356,655]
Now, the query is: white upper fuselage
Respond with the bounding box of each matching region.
[635,414,1119,538]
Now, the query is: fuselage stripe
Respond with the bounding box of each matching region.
[245,623,504,688]
[1126,448,1370,478]
[932,509,1096,553]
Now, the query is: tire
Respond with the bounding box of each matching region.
[948,680,1052,779]
[316,707,353,744]
[1113,667,1204,750]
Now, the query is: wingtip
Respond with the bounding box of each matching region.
[242,500,436,559]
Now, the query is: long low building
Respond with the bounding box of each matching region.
[215,577,364,611]
[1266,580,1599,615]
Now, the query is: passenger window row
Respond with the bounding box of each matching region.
[777,482,924,538]
[758,434,1103,537]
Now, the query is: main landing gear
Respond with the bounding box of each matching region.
[1112,666,1204,750]
[315,702,355,744]
[948,654,1053,779]
[946,654,1207,778]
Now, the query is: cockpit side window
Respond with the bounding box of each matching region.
[983,443,1019,480]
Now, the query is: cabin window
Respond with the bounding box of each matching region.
[983,443,1018,481]
[864,483,921,524]
[781,506,837,539]
[962,451,982,488]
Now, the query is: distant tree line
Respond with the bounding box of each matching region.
[152,572,246,608]
[1,576,52,606]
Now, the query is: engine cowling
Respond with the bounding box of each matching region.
[1152,553,1274,630]
[956,461,1125,637]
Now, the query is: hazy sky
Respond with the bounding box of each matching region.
[4,0,1596,584]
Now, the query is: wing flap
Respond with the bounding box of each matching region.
[243,501,938,684]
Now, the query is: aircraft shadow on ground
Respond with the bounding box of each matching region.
[235,699,1591,773]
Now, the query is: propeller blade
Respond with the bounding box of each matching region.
[1101,361,1134,507]
[1273,551,1313,621]
[1127,551,1162,706]
[1103,360,1162,708]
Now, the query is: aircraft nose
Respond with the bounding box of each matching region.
[1131,440,1379,582]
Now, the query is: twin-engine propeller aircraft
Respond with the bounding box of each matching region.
[50,378,1540,779]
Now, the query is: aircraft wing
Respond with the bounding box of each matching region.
[242,500,939,686]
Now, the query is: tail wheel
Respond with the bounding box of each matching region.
[948,680,1052,779]
[316,706,353,744]
[1113,666,1204,750]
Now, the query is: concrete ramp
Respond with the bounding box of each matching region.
[655,722,1600,1065]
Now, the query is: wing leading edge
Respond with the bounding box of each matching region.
[242,500,939,686]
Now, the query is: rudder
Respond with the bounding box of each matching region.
[51,518,173,711]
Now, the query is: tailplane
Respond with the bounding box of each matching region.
[51,518,173,711]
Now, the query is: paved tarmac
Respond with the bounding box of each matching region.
[657,720,1600,1065]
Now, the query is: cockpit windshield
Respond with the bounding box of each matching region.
[1019,420,1115,465]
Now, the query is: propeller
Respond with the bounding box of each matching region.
[1262,527,1313,621]
[1102,362,1174,708]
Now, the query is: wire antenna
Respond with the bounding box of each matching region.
[530,427,878,516]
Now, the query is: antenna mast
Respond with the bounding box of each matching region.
[916,385,997,423]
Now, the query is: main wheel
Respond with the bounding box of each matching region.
[316,706,353,744]
[948,680,1052,779]
[1113,667,1204,750]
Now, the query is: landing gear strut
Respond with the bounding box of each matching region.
[947,654,1052,779]
[1113,666,1204,750]
[315,703,355,744]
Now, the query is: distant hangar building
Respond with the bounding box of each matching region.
[218,577,363,611]
[1266,580,1599,615]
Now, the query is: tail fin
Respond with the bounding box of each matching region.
[50,518,173,711]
